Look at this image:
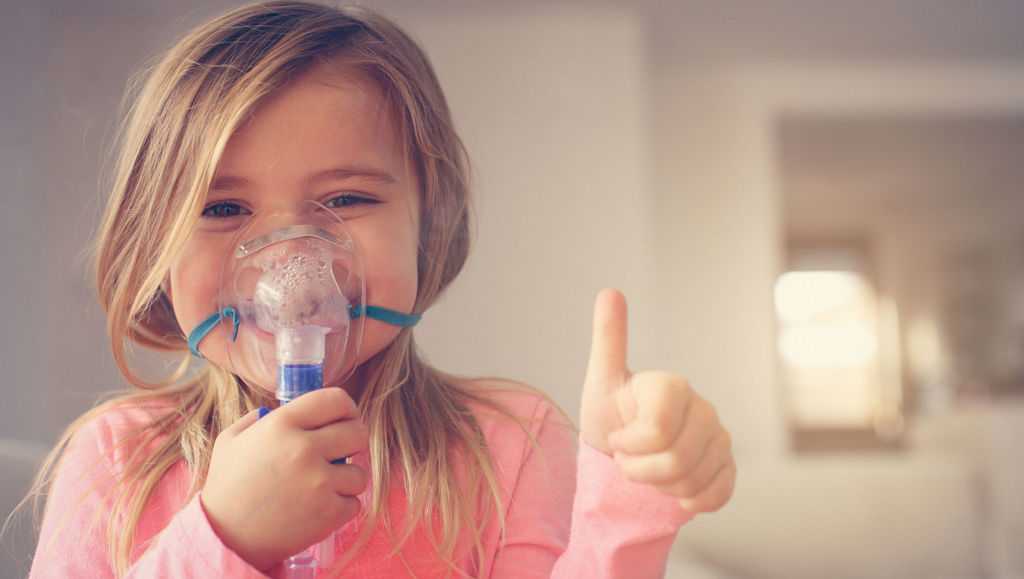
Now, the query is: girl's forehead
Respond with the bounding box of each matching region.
[239,63,389,131]
[219,63,400,167]
[201,57,420,206]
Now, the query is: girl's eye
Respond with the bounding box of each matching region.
[202,201,250,219]
[324,194,375,209]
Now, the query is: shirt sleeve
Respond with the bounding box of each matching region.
[551,438,694,577]
[123,494,269,578]
[487,397,693,578]
[29,413,267,579]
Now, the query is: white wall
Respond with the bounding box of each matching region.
[406,5,661,424]
[652,65,787,458]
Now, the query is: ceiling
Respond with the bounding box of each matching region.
[357,0,1024,64]
[46,0,1024,67]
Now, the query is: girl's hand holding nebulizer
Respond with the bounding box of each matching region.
[201,387,368,572]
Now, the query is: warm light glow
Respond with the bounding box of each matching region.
[775,267,883,429]
[774,271,866,324]
[778,323,877,367]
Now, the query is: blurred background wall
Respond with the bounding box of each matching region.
[3,1,1023,577]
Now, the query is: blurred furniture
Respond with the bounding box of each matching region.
[669,400,1024,578]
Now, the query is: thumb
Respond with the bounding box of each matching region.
[584,288,629,392]
[219,407,261,440]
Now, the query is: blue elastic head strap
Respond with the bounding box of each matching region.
[187,304,420,358]
[349,304,421,327]
[188,307,239,358]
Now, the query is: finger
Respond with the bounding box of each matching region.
[309,416,369,461]
[648,428,733,495]
[606,371,691,454]
[611,395,721,483]
[678,456,737,514]
[314,491,363,531]
[302,469,366,533]
[325,463,369,498]
[584,288,629,391]
[612,423,713,487]
[276,387,359,430]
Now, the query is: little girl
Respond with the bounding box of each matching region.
[28,2,735,577]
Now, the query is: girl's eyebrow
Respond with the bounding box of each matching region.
[308,166,398,185]
[210,166,398,191]
[210,175,250,191]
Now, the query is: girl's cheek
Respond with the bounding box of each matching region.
[358,228,419,308]
[168,244,224,334]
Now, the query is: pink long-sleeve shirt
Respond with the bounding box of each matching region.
[30,388,691,577]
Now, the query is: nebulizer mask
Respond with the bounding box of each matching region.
[187,199,421,398]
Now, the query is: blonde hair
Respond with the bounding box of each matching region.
[30,2,533,575]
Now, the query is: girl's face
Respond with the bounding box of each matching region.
[166,63,420,400]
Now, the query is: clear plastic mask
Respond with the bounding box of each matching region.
[217,200,366,394]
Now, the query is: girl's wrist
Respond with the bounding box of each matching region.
[198,492,279,572]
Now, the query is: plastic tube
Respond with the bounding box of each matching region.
[275,326,331,578]
[284,552,319,579]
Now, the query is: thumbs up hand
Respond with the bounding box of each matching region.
[579,289,736,514]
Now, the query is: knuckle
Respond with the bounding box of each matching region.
[282,434,317,465]
[662,448,694,479]
[674,373,693,391]
[309,469,333,495]
[212,430,233,449]
[668,476,700,498]
[321,386,350,407]
[354,420,370,443]
[721,429,733,451]
[645,427,674,452]
[664,372,693,396]
[704,401,719,423]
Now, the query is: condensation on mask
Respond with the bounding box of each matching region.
[219,201,366,398]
